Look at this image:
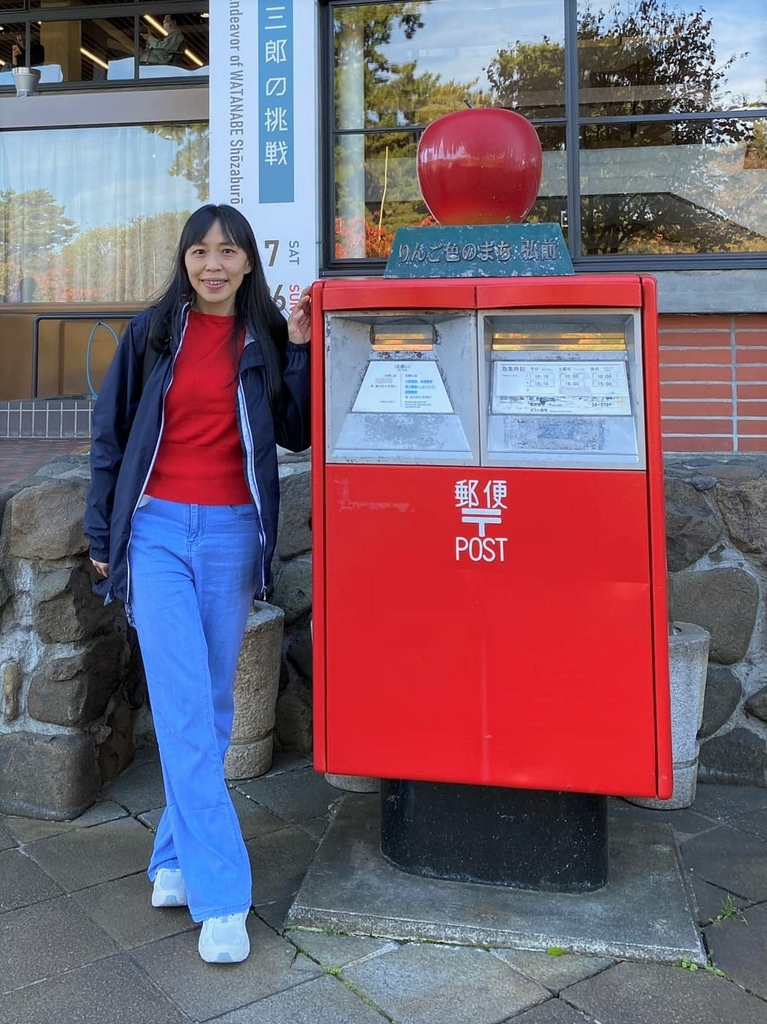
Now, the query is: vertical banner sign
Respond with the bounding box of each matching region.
[209,0,319,307]
[258,1,294,205]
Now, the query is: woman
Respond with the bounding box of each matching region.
[85,204,311,963]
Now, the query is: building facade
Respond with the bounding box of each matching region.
[0,0,765,453]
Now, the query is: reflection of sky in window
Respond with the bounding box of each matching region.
[377,0,766,104]
[706,0,767,102]
[0,125,202,232]
[382,0,562,87]
[586,0,767,103]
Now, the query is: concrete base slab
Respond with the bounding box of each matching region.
[287,794,706,966]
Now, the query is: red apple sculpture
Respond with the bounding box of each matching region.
[416,107,543,226]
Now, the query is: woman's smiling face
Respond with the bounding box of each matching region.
[184,220,252,316]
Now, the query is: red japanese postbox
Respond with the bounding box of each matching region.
[311,274,672,801]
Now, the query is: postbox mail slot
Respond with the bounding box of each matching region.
[325,311,480,465]
[481,310,645,469]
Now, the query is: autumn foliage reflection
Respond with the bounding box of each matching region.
[334,215,395,259]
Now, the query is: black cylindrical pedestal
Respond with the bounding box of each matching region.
[380,780,608,893]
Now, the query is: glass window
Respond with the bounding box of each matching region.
[575,1,767,258]
[0,6,209,83]
[330,1,767,267]
[580,116,767,255]
[577,0,767,115]
[331,0,564,260]
[0,123,209,303]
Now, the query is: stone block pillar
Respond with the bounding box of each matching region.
[224,602,285,780]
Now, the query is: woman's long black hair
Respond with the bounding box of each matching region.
[147,203,288,408]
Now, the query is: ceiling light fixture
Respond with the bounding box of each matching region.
[80,46,108,70]
[142,15,166,36]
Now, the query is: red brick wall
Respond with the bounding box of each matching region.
[659,314,767,453]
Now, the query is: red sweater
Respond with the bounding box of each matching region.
[147,311,252,505]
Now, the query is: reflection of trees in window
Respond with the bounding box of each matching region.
[486,37,566,148]
[0,193,190,302]
[489,0,749,137]
[333,0,764,261]
[334,2,425,122]
[581,191,766,256]
[50,212,189,302]
[333,3,490,257]
[488,0,761,255]
[0,189,77,301]
[576,0,748,141]
[744,116,767,169]
[142,124,210,202]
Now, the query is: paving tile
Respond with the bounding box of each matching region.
[261,751,313,776]
[680,824,767,902]
[341,942,549,1024]
[505,999,594,1024]
[691,876,746,927]
[564,960,767,1024]
[705,900,767,1000]
[248,824,319,907]
[0,954,190,1024]
[295,816,331,842]
[71,870,196,950]
[101,749,167,813]
[137,808,163,830]
[139,790,286,843]
[491,948,613,993]
[230,789,288,840]
[0,801,129,844]
[0,847,62,912]
[254,895,295,932]
[690,784,767,825]
[212,973,389,1023]
[238,767,341,823]
[130,914,321,1021]
[0,897,119,993]
[0,824,16,852]
[24,817,155,892]
[728,806,767,842]
[609,799,719,842]
[289,930,400,969]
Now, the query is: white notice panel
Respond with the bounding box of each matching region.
[492,360,631,416]
[352,362,454,414]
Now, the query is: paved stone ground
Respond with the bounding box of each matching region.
[2,747,767,1023]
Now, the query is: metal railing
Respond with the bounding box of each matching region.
[31,311,140,398]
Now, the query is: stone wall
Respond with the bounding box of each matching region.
[0,450,314,820]
[666,455,767,786]
[0,458,132,819]
[2,448,766,820]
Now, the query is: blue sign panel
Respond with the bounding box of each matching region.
[258,0,294,204]
[384,224,574,279]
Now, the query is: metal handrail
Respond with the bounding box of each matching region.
[31,311,141,398]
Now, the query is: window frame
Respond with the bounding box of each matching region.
[321,0,767,275]
[0,0,209,89]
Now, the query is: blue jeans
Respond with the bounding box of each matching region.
[128,497,261,922]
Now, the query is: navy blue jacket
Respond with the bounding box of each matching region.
[84,304,310,607]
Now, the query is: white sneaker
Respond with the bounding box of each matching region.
[151,868,187,908]
[198,911,251,963]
